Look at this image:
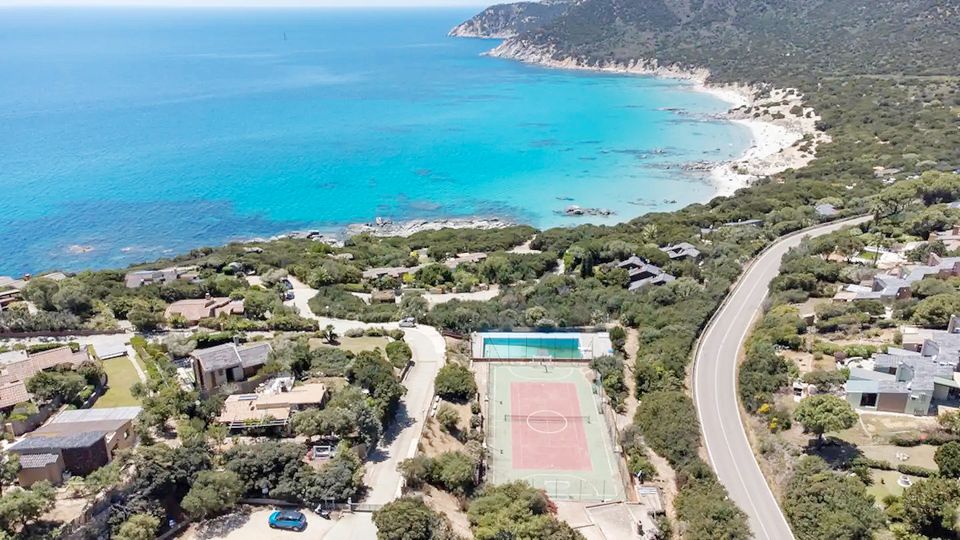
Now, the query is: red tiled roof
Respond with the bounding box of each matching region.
[0,347,90,385]
[0,380,31,409]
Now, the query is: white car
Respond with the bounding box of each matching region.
[398,317,417,328]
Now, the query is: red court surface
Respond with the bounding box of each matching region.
[510,381,591,470]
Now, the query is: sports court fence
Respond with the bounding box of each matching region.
[592,367,636,502]
[484,363,628,502]
[523,476,622,502]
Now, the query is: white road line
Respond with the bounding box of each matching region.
[694,216,870,540]
[711,266,774,540]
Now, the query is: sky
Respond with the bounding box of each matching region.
[0,0,488,6]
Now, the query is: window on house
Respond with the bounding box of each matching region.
[860,393,878,407]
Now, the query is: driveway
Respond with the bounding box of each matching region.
[692,216,870,540]
[284,276,445,504]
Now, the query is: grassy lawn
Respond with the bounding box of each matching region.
[93,356,142,408]
[309,336,390,354]
[867,470,923,500]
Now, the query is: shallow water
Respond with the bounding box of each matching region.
[0,7,751,274]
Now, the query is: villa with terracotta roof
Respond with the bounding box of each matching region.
[164,295,244,325]
[0,346,92,410]
[216,378,327,430]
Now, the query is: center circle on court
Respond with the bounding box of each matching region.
[525,409,568,434]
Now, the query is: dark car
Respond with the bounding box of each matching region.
[269,510,307,531]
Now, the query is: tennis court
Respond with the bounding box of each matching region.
[486,363,624,502]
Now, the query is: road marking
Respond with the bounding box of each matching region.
[696,219,869,540]
[708,250,778,540]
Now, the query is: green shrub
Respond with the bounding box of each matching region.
[434,363,477,402]
[897,464,938,478]
[635,391,701,468]
[850,457,894,471]
[436,403,460,433]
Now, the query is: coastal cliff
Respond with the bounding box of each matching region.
[448,1,569,39]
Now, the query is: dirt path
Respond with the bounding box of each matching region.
[621,328,640,422]
[622,328,679,522]
[507,237,540,254]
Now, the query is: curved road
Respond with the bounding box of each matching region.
[693,216,870,540]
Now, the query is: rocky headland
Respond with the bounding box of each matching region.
[448,1,570,39]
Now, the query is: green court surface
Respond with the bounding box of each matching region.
[486,363,624,502]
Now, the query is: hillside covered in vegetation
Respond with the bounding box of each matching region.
[448,0,570,38]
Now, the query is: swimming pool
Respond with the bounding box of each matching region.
[481,335,582,360]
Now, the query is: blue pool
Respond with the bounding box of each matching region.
[481,336,582,360]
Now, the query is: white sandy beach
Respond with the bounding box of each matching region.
[488,39,827,198]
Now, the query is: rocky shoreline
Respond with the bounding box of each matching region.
[487,39,829,197]
[343,216,515,238]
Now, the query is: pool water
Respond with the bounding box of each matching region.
[482,336,581,359]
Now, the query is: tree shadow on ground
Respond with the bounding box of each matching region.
[21,520,63,540]
[366,445,390,465]
[381,402,415,447]
[194,508,253,540]
[803,436,864,467]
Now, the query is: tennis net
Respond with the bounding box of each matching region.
[504,414,590,424]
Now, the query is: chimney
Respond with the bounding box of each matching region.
[949,314,960,334]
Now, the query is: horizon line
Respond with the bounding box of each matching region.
[0,1,488,7]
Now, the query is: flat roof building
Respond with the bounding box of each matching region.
[846,321,960,415]
[8,406,141,486]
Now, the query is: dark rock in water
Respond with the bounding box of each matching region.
[556,196,575,201]
[559,205,615,217]
[682,161,716,171]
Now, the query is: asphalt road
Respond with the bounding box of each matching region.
[693,216,871,540]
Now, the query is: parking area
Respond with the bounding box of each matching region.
[182,508,339,540]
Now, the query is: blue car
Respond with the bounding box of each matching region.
[269,510,307,532]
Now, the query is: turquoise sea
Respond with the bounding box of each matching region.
[0,8,752,275]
